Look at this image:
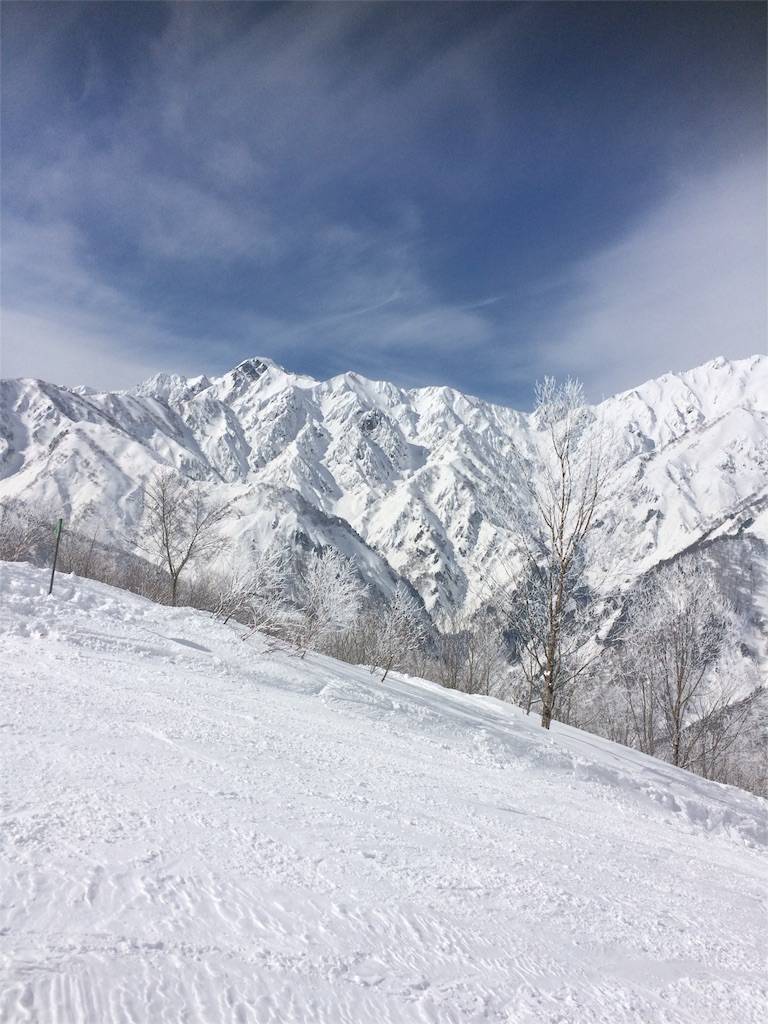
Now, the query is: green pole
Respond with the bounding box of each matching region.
[48,518,63,595]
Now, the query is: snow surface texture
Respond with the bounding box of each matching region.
[2,563,767,1024]
[1,355,766,662]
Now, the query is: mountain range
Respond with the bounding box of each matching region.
[1,353,766,667]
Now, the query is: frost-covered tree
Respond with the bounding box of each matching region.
[140,470,233,605]
[372,583,429,682]
[294,547,364,656]
[502,378,611,729]
[212,544,288,636]
[619,556,744,769]
[0,498,56,563]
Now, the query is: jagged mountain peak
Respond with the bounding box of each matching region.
[131,370,212,405]
[1,355,766,663]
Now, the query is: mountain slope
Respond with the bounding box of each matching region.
[1,355,766,646]
[1,563,767,1023]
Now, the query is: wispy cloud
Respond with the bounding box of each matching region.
[0,216,208,387]
[1,2,764,402]
[525,154,767,399]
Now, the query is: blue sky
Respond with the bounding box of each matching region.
[1,1,765,405]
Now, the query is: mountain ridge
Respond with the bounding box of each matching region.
[1,353,767,666]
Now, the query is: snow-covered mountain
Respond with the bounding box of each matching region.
[1,354,767,652]
[2,563,767,1022]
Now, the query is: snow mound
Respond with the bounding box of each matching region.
[1,563,767,1024]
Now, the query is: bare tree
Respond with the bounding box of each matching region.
[434,615,468,691]
[116,551,168,603]
[324,608,380,666]
[0,498,56,563]
[619,556,745,770]
[575,660,635,745]
[140,470,233,605]
[688,675,759,784]
[372,583,429,682]
[502,378,611,728]
[57,504,109,580]
[293,547,365,657]
[618,654,659,756]
[423,606,507,696]
[463,610,507,696]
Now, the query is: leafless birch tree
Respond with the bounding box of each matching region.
[140,470,233,605]
[619,556,748,770]
[503,377,611,728]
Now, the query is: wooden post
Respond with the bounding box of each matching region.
[48,518,63,595]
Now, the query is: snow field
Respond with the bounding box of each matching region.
[1,563,767,1023]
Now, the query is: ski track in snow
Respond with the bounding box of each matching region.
[1,564,767,1024]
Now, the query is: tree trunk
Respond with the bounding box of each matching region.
[671,726,681,767]
[671,687,682,766]
[540,637,557,729]
[540,680,554,729]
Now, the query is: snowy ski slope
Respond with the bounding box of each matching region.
[1,563,767,1023]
